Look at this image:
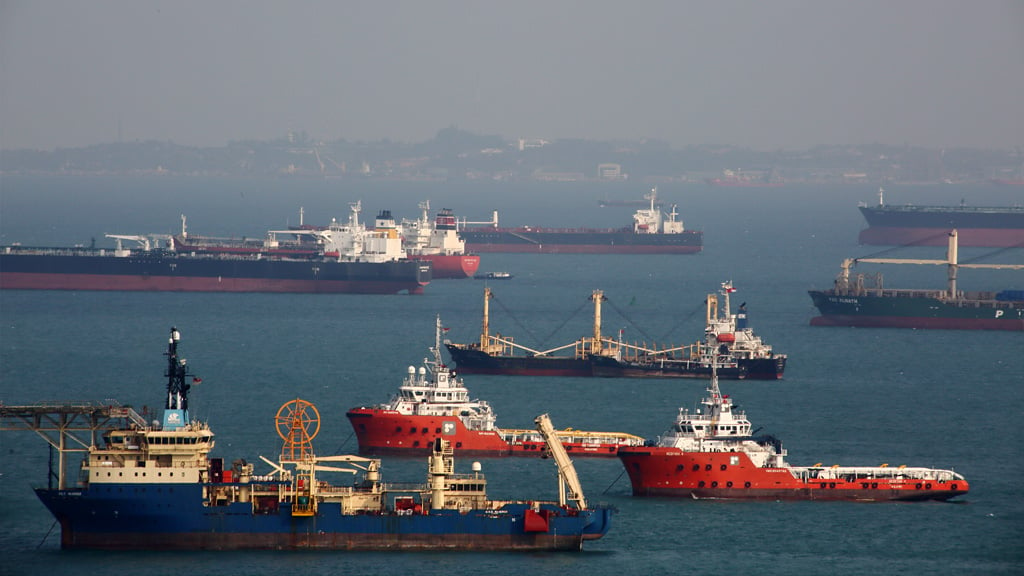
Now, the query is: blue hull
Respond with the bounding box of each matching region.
[35,485,610,550]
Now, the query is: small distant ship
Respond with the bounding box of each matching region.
[347,316,645,457]
[445,283,786,379]
[809,229,1024,330]
[989,162,1024,186]
[857,187,1024,247]
[459,188,702,254]
[11,328,611,550]
[398,201,481,278]
[1,207,431,294]
[617,367,969,501]
[706,169,784,188]
[474,271,513,280]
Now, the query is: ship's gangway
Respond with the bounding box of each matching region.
[0,401,146,489]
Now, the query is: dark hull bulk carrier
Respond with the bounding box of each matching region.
[0,247,431,294]
[445,283,786,380]
[9,328,611,551]
[809,230,1024,331]
[459,188,703,255]
[857,188,1024,247]
[459,228,703,254]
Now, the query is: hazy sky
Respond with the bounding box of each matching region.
[2,0,1022,151]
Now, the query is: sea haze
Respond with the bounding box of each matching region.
[1,177,1022,575]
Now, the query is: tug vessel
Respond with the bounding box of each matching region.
[11,328,611,550]
[445,283,785,379]
[617,367,969,501]
[347,317,645,457]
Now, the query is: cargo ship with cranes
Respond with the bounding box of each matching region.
[347,316,645,457]
[444,282,785,379]
[7,328,611,550]
[458,188,702,254]
[0,203,431,294]
[809,229,1024,330]
[617,367,969,501]
[858,187,1024,247]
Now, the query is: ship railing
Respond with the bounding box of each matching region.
[315,484,357,496]
[500,427,644,445]
[481,334,547,357]
[2,246,110,257]
[382,482,428,493]
[864,288,1019,307]
[798,466,965,482]
[500,430,544,444]
[500,226,634,234]
[599,338,701,361]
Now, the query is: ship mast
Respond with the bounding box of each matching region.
[706,363,722,440]
[419,200,431,226]
[590,289,605,354]
[432,314,444,368]
[162,327,195,431]
[480,287,493,349]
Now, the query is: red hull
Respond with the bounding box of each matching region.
[410,254,480,279]
[0,273,426,295]
[465,244,701,255]
[347,408,625,457]
[810,315,1024,331]
[618,448,968,501]
[858,226,1024,248]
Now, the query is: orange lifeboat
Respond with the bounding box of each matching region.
[716,333,736,343]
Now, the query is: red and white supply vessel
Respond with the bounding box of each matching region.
[347,316,644,457]
[617,367,969,501]
[399,201,480,278]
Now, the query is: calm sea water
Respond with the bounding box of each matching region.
[1,176,1022,575]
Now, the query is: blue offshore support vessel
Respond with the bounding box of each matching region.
[25,328,611,550]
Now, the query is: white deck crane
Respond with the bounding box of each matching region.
[534,413,587,510]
